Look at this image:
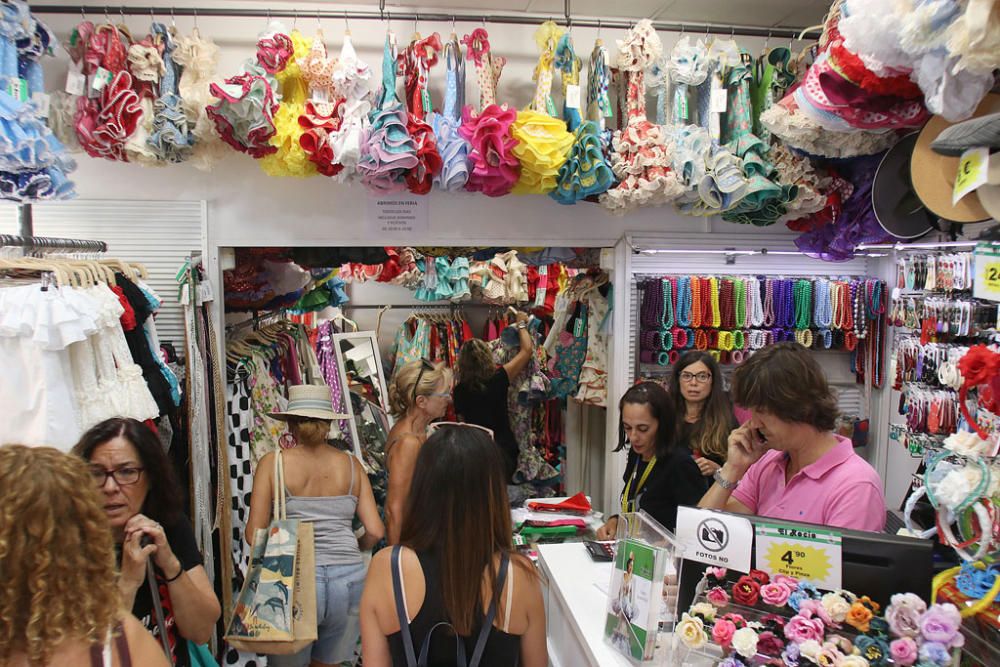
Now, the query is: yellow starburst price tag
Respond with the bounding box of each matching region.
[754,523,842,590]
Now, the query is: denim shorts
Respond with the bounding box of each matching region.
[267,560,367,667]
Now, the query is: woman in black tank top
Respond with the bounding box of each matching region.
[359,426,547,667]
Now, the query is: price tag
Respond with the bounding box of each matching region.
[6,78,26,102]
[677,94,689,121]
[91,67,113,93]
[65,68,86,95]
[421,89,432,115]
[973,243,1000,302]
[545,95,558,118]
[565,84,581,110]
[754,522,842,591]
[32,92,50,118]
[311,88,330,104]
[710,87,728,114]
[953,147,989,205]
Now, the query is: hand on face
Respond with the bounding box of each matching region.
[725,422,770,476]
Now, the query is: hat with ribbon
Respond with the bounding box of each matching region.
[269,384,349,421]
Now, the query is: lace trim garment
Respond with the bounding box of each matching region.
[329,33,373,180]
[297,32,345,177]
[428,36,471,192]
[259,30,318,177]
[399,32,444,194]
[173,28,226,170]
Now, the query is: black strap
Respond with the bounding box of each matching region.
[391,548,512,667]
[146,560,172,659]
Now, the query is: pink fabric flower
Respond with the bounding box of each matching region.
[798,599,835,626]
[707,586,731,607]
[784,614,826,644]
[919,604,965,649]
[708,567,728,580]
[761,582,793,607]
[712,618,737,647]
[886,593,927,639]
[757,630,785,656]
[890,637,919,666]
[773,574,800,590]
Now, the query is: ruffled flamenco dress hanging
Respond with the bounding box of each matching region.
[328,32,372,181]
[357,32,418,193]
[173,26,226,170]
[259,30,316,177]
[206,21,290,158]
[399,32,444,194]
[427,34,471,192]
[296,31,344,177]
[121,28,162,166]
[146,23,193,164]
[511,21,574,195]
[551,32,614,205]
[0,0,75,201]
[600,19,684,214]
[459,28,520,197]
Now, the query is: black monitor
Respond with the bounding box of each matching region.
[676,509,934,613]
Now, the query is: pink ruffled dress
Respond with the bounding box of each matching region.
[399,33,444,195]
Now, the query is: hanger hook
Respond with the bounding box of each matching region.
[344,10,350,33]
[596,19,602,38]
[170,6,176,28]
[293,7,298,28]
[451,15,457,33]
[193,7,197,29]
[705,23,710,38]
[414,12,419,34]
[765,29,771,49]
[80,6,86,21]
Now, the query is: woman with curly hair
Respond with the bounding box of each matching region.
[0,444,168,667]
[453,311,534,480]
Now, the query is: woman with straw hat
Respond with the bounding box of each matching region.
[247,384,385,667]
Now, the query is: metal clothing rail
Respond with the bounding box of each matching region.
[343,302,498,309]
[33,5,819,40]
[0,233,107,252]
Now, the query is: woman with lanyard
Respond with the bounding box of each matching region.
[596,382,707,539]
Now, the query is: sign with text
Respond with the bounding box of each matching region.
[754,522,842,591]
[675,507,753,573]
[366,195,430,236]
[974,243,1000,303]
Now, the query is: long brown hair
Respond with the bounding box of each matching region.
[398,426,518,635]
[457,338,496,391]
[669,351,733,461]
[0,446,120,667]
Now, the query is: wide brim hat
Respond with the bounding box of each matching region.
[911,94,1000,223]
[269,384,350,421]
[872,132,936,240]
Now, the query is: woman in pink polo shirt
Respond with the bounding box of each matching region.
[699,342,886,533]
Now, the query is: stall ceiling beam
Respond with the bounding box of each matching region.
[33,5,818,39]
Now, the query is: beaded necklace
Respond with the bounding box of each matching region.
[814,279,833,328]
[709,277,721,328]
[794,279,813,329]
[781,280,796,329]
[691,276,703,328]
[734,278,747,328]
[747,277,764,327]
[720,279,735,329]
[661,278,675,329]
[853,281,867,339]
[676,277,692,327]
[701,277,714,328]
[763,278,775,326]
[642,279,664,329]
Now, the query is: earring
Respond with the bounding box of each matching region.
[279,431,297,449]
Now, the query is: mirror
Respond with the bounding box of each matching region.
[332,333,393,474]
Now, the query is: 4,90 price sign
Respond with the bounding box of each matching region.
[754,523,842,591]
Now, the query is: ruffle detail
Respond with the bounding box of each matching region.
[173,28,225,171]
[460,103,520,196]
[206,64,279,158]
[358,102,419,192]
[616,19,662,72]
[600,117,685,214]
[146,23,192,164]
[127,43,164,84]
[329,35,372,179]
[760,97,900,158]
[404,116,442,194]
[75,70,143,162]
[259,31,317,177]
[297,35,337,99]
[945,0,1000,76]
[551,120,613,204]
[511,110,573,194]
[298,99,344,177]
[429,111,471,191]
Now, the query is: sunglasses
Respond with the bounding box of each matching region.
[428,421,495,439]
[412,357,436,404]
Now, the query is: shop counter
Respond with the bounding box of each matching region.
[537,542,673,666]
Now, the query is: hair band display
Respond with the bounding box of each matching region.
[819,328,832,349]
[719,350,731,365]
[669,350,680,364]
[657,351,671,366]
[695,329,709,350]
[733,329,745,350]
[731,350,745,364]
[659,330,674,351]
[672,327,688,349]
[709,329,720,349]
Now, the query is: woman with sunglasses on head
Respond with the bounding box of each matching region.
[385,359,453,544]
[595,382,706,541]
[453,311,533,480]
[73,418,221,667]
[669,351,737,480]
[246,385,384,667]
[360,425,547,666]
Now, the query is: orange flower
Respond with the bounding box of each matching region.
[845,602,873,632]
[858,595,881,614]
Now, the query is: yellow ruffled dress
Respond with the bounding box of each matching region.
[511,22,574,195]
[259,31,317,177]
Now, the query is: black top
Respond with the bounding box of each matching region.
[123,515,203,667]
[116,274,174,416]
[676,415,739,467]
[387,549,521,667]
[620,447,708,533]
[453,369,518,480]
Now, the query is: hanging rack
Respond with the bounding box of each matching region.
[0,234,108,253]
[32,5,821,40]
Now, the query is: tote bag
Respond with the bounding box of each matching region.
[225,451,317,654]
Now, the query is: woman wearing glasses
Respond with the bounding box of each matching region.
[385,359,453,544]
[73,418,221,667]
[595,382,706,540]
[669,351,737,480]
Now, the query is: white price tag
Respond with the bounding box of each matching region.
[311,88,330,104]
[91,67,112,92]
[32,92,50,118]
[65,70,86,96]
[197,280,214,304]
[6,78,22,101]
[710,87,728,114]
[953,147,989,205]
[565,84,581,110]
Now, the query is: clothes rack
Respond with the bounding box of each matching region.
[0,233,108,252]
[33,5,819,40]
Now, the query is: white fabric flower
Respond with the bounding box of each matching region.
[943,431,993,457]
[690,602,717,622]
[799,639,822,662]
[821,592,852,624]
[731,627,759,659]
[836,656,870,667]
[676,613,708,649]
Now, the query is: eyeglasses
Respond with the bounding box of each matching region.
[428,421,495,439]
[412,357,435,403]
[680,372,712,384]
[90,466,145,487]
[426,392,452,398]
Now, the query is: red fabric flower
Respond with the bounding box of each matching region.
[958,345,1000,438]
[732,575,761,607]
[749,569,771,585]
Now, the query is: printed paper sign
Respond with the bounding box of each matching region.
[365,195,430,236]
[953,147,989,205]
[755,522,842,591]
[565,84,582,110]
[675,507,753,573]
[974,243,1000,303]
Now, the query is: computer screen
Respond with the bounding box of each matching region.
[676,509,934,613]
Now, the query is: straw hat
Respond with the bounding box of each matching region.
[911,94,1000,223]
[872,133,936,240]
[268,385,349,421]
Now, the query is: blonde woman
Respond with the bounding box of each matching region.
[385,359,452,544]
[0,445,168,667]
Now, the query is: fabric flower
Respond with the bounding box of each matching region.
[798,581,820,596]
[719,658,748,667]
[845,602,874,632]
[854,635,890,667]
[835,657,870,667]
[821,593,852,624]
[918,604,964,649]
[732,626,759,658]
[749,569,771,585]
[867,618,890,639]
[886,593,927,639]
[762,582,793,607]
[761,613,787,631]
[817,642,845,666]
[918,641,952,666]
[774,574,800,590]
[785,614,826,644]
[799,639,823,662]
[788,590,811,612]
[677,612,708,649]
[757,630,785,656]
[691,602,717,622]
[722,613,747,629]
[799,599,835,626]
[889,637,919,666]
[713,618,737,647]
[733,575,762,606]
[858,596,881,614]
[707,586,731,607]
[708,566,729,580]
